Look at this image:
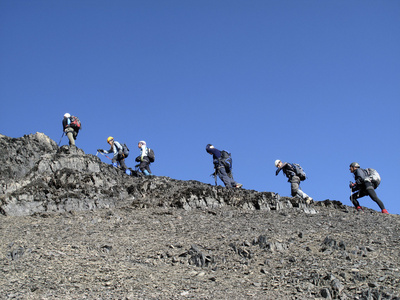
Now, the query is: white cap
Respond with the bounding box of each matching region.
[274,159,281,167]
[64,113,71,118]
[139,140,146,146]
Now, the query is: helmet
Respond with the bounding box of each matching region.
[139,140,146,146]
[206,144,213,151]
[64,113,71,118]
[349,162,360,168]
[107,136,114,143]
[275,159,281,167]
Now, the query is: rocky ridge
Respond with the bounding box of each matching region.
[0,133,399,299]
[0,133,311,217]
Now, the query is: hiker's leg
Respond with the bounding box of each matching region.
[365,182,385,210]
[118,156,127,171]
[290,176,301,197]
[350,192,360,208]
[144,164,152,175]
[145,163,152,175]
[297,189,309,200]
[350,188,367,208]
[73,130,78,140]
[139,160,146,173]
[65,128,75,146]
[218,166,236,187]
[139,158,151,175]
[228,173,238,187]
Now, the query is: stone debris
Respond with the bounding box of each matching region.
[0,133,399,299]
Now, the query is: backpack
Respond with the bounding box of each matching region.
[365,168,381,188]
[291,163,306,181]
[122,143,129,157]
[115,142,129,158]
[219,150,233,173]
[147,148,155,162]
[70,116,81,130]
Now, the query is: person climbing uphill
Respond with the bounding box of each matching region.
[275,159,313,204]
[135,140,153,176]
[62,113,81,146]
[349,162,388,214]
[205,144,242,188]
[98,137,129,173]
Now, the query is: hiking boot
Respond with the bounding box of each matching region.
[305,197,313,205]
[382,209,389,214]
[356,206,363,212]
[236,183,243,188]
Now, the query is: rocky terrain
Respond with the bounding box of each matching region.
[0,133,399,299]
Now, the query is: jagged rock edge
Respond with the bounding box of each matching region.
[1,133,347,216]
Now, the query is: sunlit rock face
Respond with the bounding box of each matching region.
[1,133,399,299]
[1,133,313,217]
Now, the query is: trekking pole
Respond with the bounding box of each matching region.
[57,132,65,146]
[214,170,218,186]
[349,181,353,204]
[98,151,113,161]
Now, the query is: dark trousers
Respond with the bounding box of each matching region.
[216,164,237,188]
[139,157,151,174]
[350,181,385,210]
[112,154,127,171]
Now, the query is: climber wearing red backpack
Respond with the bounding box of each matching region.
[62,113,81,146]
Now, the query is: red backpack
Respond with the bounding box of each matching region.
[70,116,81,130]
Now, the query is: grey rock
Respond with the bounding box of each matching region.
[320,288,332,299]
[0,133,399,299]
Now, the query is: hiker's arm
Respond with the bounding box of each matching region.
[62,118,70,131]
[140,145,147,160]
[276,162,289,175]
[349,182,359,192]
[354,168,367,186]
[114,142,123,156]
[103,145,115,155]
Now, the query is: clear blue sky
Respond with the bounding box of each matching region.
[1,1,399,214]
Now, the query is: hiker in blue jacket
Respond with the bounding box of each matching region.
[62,113,79,146]
[136,140,152,176]
[206,144,242,188]
[275,159,313,204]
[97,136,128,172]
[349,162,388,214]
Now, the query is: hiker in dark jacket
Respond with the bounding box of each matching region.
[62,113,79,146]
[349,162,388,214]
[275,159,313,204]
[136,140,152,176]
[97,136,128,172]
[206,144,242,188]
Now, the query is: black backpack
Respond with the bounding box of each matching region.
[291,163,306,181]
[116,143,129,158]
[219,150,232,173]
[147,148,155,162]
[122,144,129,157]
